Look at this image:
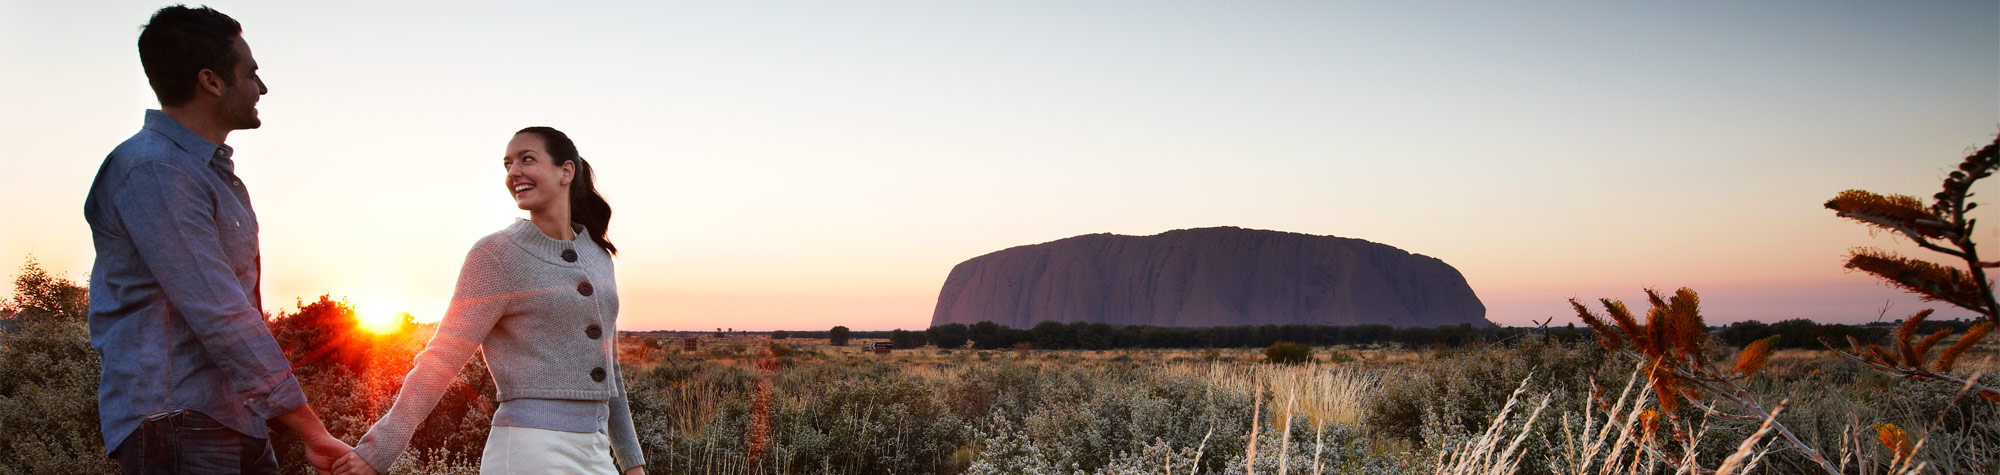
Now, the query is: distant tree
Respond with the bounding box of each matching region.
[889,329,926,349]
[1075,322,1114,350]
[969,321,1003,349]
[927,323,969,349]
[1030,320,1073,349]
[1265,341,1312,364]
[1000,327,1033,349]
[829,325,851,346]
[771,330,791,340]
[4,256,86,327]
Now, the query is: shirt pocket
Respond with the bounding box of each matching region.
[212,202,259,273]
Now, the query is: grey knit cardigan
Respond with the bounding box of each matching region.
[353,219,643,472]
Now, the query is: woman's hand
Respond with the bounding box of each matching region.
[301,434,351,473]
[624,467,645,475]
[333,450,377,475]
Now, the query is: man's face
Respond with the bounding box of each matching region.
[219,35,267,130]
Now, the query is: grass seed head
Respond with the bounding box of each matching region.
[1865,344,1899,368]
[1895,309,1934,367]
[1732,335,1779,379]
[1912,329,1952,369]
[1572,298,1624,351]
[1936,321,1993,372]
[1604,299,1651,355]
[1846,249,1985,309]
[1824,190,1949,238]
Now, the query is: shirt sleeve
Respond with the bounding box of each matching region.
[608,339,646,471]
[353,245,514,473]
[113,161,307,420]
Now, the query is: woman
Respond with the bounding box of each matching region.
[337,127,645,475]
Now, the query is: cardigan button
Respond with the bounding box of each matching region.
[586,324,602,339]
[577,282,593,296]
[561,249,577,262]
[590,367,606,382]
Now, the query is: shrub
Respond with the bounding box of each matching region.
[829,326,850,346]
[1324,348,1356,364]
[0,258,119,474]
[1265,341,1312,364]
[928,323,969,349]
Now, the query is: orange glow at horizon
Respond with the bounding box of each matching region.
[355,301,408,335]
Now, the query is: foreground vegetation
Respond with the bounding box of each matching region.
[4,259,1994,474]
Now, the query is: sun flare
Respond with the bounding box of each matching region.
[355,301,407,335]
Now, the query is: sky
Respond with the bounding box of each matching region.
[2,1,1996,331]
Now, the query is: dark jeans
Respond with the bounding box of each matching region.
[111,410,279,475]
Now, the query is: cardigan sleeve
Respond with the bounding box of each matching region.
[352,244,514,473]
[607,341,646,471]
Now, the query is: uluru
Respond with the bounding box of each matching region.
[931,227,1489,328]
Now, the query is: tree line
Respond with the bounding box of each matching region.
[822,318,1980,352]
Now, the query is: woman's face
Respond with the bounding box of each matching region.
[503,132,573,213]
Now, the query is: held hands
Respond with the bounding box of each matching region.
[276,406,360,474]
[301,433,352,473]
[332,448,377,475]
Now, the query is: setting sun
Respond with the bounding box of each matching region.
[355,301,409,335]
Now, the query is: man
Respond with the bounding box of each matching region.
[84,5,357,473]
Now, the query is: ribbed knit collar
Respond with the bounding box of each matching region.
[504,219,595,268]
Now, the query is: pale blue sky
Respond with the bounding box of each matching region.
[3,1,1996,330]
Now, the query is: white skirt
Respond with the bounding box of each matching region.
[480,426,619,475]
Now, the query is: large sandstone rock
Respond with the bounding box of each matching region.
[931,227,1488,328]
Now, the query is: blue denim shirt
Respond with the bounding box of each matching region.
[83,110,307,452]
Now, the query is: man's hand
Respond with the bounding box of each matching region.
[272,405,350,472]
[625,467,646,475]
[333,450,377,475]
[302,434,352,473]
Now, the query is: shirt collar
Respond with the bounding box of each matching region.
[142,109,233,168]
[505,219,595,267]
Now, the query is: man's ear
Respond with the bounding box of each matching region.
[195,68,227,99]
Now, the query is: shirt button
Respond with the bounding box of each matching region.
[585,324,602,339]
[561,249,577,262]
[590,367,606,382]
[577,282,594,296]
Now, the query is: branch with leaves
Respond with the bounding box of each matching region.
[1822,135,2000,404]
[1819,309,1998,404]
[1571,289,1841,474]
[1825,136,2000,327]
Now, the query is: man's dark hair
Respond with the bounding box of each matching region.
[138,5,243,107]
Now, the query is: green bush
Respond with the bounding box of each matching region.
[0,258,119,474]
